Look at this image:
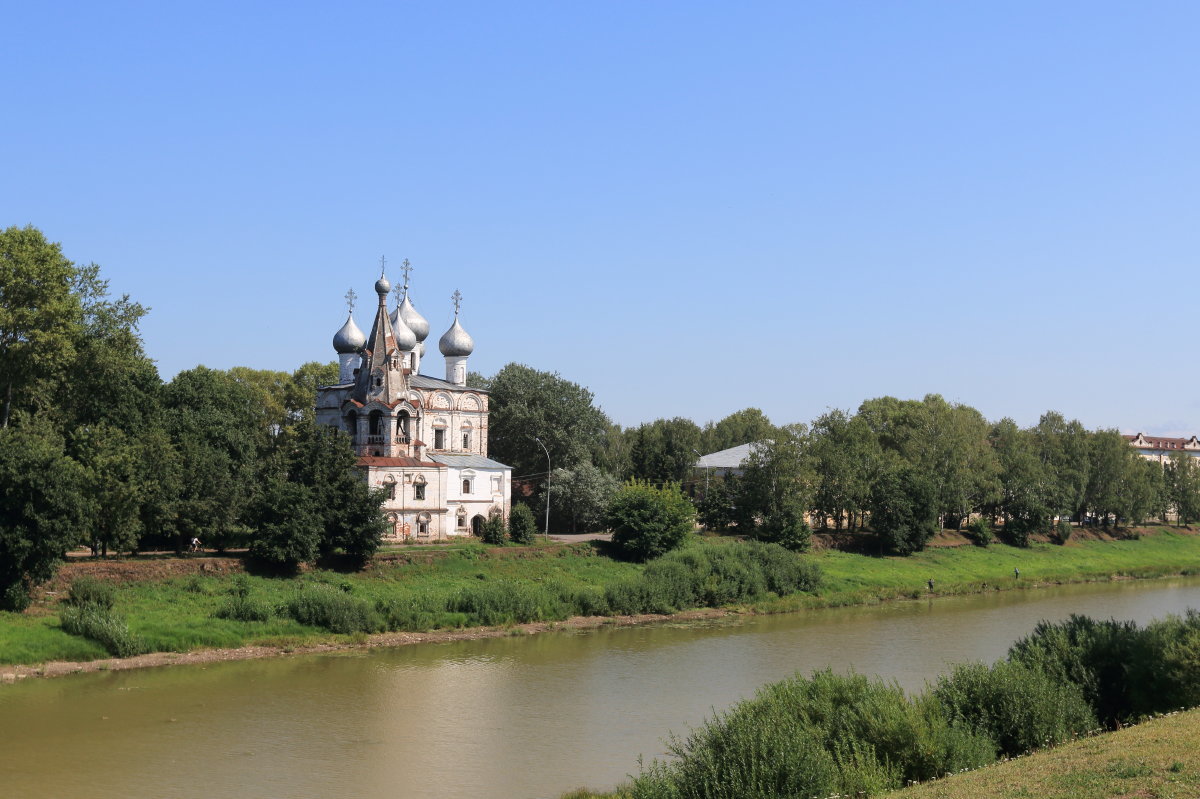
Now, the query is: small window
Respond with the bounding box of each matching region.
[457,511,467,529]
[387,483,396,500]
[414,481,426,500]
[462,431,471,450]
[434,429,445,449]
[462,478,472,494]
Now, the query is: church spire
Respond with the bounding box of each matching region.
[352,262,409,405]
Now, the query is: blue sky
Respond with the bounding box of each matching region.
[5,2,1198,433]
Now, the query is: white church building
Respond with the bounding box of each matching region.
[316,263,511,541]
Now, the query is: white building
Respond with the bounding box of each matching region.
[315,266,511,541]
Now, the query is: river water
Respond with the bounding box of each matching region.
[4,578,1200,799]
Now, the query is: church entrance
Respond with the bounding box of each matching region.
[471,515,485,536]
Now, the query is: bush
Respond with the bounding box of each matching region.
[446,579,567,626]
[248,480,322,571]
[758,502,813,552]
[67,577,117,610]
[965,517,994,547]
[934,660,1096,756]
[630,669,994,799]
[60,603,144,657]
[1051,519,1073,545]
[214,576,273,622]
[508,503,539,545]
[1,583,31,612]
[869,466,939,555]
[480,513,508,546]
[284,583,381,634]
[608,481,695,562]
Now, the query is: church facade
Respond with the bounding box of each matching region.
[315,264,511,541]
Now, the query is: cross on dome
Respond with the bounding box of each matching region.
[344,287,357,314]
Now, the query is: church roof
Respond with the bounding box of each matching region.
[411,374,490,393]
[694,442,763,469]
[427,453,511,470]
[358,456,444,468]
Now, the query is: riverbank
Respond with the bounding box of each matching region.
[883,708,1200,799]
[3,527,1199,681]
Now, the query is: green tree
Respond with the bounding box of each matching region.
[1167,453,1200,525]
[287,361,340,424]
[607,481,695,561]
[869,464,939,554]
[701,407,777,453]
[1033,412,1091,520]
[0,418,86,609]
[247,480,322,571]
[989,418,1051,541]
[808,409,880,531]
[548,462,619,532]
[74,425,147,556]
[508,502,538,545]
[738,425,812,535]
[485,363,610,478]
[480,512,508,546]
[0,226,82,426]
[626,417,704,484]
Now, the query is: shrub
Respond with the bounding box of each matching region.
[248,480,322,571]
[60,603,144,657]
[758,502,812,552]
[965,517,994,547]
[214,576,273,622]
[934,660,1096,755]
[480,513,508,546]
[67,577,116,610]
[284,583,381,634]
[869,466,939,555]
[446,579,567,626]
[608,481,695,562]
[508,503,539,545]
[1051,519,1073,545]
[1,583,31,612]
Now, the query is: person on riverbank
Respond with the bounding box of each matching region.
[927,578,934,592]
[1014,567,1020,580]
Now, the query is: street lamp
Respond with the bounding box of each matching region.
[534,436,551,535]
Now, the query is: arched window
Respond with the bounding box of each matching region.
[397,411,411,442]
[413,475,427,500]
[417,512,431,537]
[462,478,472,494]
[369,410,383,436]
[346,410,358,442]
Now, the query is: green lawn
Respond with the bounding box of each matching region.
[4,529,1200,668]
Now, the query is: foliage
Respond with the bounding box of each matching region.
[934,660,1096,756]
[59,603,144,657]
[480,513,508,546]
[738,425,812,536]
[700,407,778,455]
[247,480,322,570]
[626,417,703,483]
[509,502,539,544]
[484,363,610,478]
[696,475,742,532]
[1051,519,1074,545]
[284,583,381,634]
[965,517,994,547]
[67,577,116,610]
[214,576,273,622]
[607,481,696,562]
[869,465,939,554]
[758,499,813,552]
[0,418,86,609]
[549,462,619,532]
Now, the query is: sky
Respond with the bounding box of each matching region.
[4,1,1199,434]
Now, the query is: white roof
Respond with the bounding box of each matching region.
[694,442,760,469]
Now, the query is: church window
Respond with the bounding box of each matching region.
[463,478,472,494]
[375,377,382,387]
[462,431,471,450]
[387,483,396,500]
[434,429,445,449]
[397,411,410,442]
[457,510,467,529]
[369,410,383,436]
[346,411,358,442]
[414,476,426,500]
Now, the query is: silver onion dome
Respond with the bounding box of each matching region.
[391,311,417,351]
[439,316,474,357]
[375,275,391,295]
[398,295,430,342]
[333,314,366,354]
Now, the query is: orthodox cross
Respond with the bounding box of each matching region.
[392,280,404,306]
[451,289,463,315]
[344,287,357,314]
[400,258,413,294]
[379,255,387,276]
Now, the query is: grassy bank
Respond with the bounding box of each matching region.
[2,528,1200,669]
[885,709,1200,799]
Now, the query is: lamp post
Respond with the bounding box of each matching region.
[534,436,551,535]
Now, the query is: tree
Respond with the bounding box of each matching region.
[738,425,812,535]
[1168,453,1200,525]
[701,408,777,453]
[808,409,879,531]
[247,479,322,571]
[480,512,508,546]
[0,417,86,609]
[869,464,939,554]
[286,361,340,424]
[508,503,538,545]
[485,363,610,478]
[989,418,1051,540]
[548,462,619,532]
[1033,412,1091,520]
[0,226,81,426]
[74,425,147,556]
[626,417,703,483]
[607,481,695,561]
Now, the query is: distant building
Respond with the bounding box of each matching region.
[315,266,511,542]
[1124,433,1200,465]
[694,443,760,479]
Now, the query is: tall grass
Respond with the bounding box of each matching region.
[59,603,144,658]
[284,583,382,634]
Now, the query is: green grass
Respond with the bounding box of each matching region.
[883,708,1200,799]
[4,530,1200,669]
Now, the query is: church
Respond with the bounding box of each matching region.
[315,262,511,541]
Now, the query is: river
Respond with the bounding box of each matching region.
[3,578,1200,799]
